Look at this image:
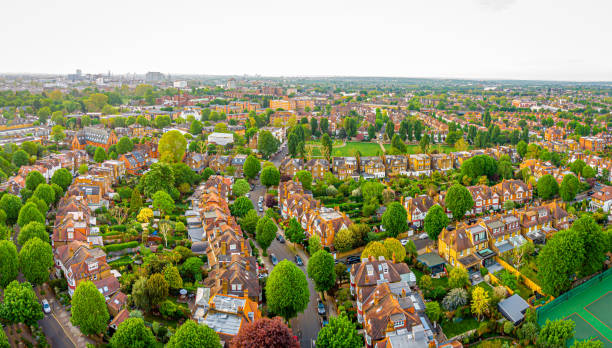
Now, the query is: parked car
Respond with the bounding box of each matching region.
[259,206,264,212]
[294,255,303,266]
[317,299,326,315]
[277,234,285,243]
[400,238,408,246]
[346,255,361,264]
[270,254,279,265]
[42,299,51,314]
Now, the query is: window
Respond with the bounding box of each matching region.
[394,320,404,328]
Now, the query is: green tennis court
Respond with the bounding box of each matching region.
[538,270,612,348]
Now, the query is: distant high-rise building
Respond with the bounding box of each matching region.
[76,69,82,77]
[227,78,237,89]
[145,72,164,82]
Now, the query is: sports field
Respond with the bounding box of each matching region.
[538,269,612,347]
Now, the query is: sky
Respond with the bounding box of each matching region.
[2,0,612,81]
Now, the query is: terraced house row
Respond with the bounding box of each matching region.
[187,176,263,345]
[279,146,518,181]
[437,200,569,273]
[279,180,352,248]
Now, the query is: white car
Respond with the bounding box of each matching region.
[42,299,51,314]
[400,239,408,246]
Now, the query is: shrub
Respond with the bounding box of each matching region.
[442,288,468,311]
[105,241,139,252]
[480,267,488,277]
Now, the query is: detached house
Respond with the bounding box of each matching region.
[590,186,612,213]
[402,195,436,228]
[54,241,114,297]
[493,179,532,205]
[438,222,493,273]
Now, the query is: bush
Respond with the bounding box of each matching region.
[105,241,139,252]
[480,267,488,277]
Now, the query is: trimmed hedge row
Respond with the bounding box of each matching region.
[105,241,139,252]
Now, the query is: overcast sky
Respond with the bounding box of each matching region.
[2,0,611,81]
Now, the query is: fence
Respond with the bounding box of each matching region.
[537,267,612,320]
[494,256,544,295]
[487,272,515,296]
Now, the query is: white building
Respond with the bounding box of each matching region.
[208,132,234,146]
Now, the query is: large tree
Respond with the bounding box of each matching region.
[0,194,22,224]
[0,281,43,325]
[266,260,309,321]
[0,240,18,287]
[109,317,156,348]
[239,209,259,235]
[537,174,559,200]
[560,174,580,202]
[167,320,221,348]
[152,190,174,216]
[307,250,336,294]
[257,130,280,159]
[17,221,48,245]
[261,165,280,187]
[51,168,73,191]
[321,134,333,160]
[381,202,408,237]
[232,179,250,197]
[424,204,449,241]
[231,317,298,348]
[537,229,584,296]
[294,170,313,190]
[25,171,45,191]
[256,217,277,252]
[243,155,261,179]
[94,147,107,163]
[285,217,306,244]
[315,314,362,348]
[231,196,254,218]
[71,281,110,335]
[117,136,134,155]
[19,237,53,285]
[146,273,169,308]
[445,184,474,221]
[17,202,45,228]
[139,163,174,198]
[571,215,605,276]
[538,319,575,348]
[159,130,187,163]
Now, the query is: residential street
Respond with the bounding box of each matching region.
[247,143,326,347]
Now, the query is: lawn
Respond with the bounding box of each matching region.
[472,338,515,347]
[441,316,480,338]
[477,281,494,295]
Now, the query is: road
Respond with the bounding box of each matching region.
[247,143,323,347]
[39,313,77,348]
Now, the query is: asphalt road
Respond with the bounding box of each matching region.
[39,314,76,348]
[247,143,322,347]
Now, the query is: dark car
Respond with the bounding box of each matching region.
[294,255,303,266]
[276,234,285,243]
[317,299,326,315]
[270,254,279,265]
[346,255,361,264]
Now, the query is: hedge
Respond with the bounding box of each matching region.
[111,224,127,232]
[105,241,139,252]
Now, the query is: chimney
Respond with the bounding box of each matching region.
[222,279,228,295]
[243,288,248,299]
[221,241,227,255]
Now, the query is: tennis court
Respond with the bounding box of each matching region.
[538,269,612,348]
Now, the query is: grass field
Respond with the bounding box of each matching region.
[305,140,458,157]
[538,270,612,348]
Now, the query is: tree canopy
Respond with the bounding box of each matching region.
[0,281,43,325]
[445,184,474,221]
[266,260,310,321]
[71,281,110,335]
[381,202,408,237]
[18,237,53,285]
[307,250,336,293]
[424,204,449,241]
[167,320,221,348]
[231,317,298,348]
[109,317,157,348]
[159,130,187,163]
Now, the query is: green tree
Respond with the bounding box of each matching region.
[190,120,203,135]
[571,340,604,348]
[93,147,106,163]
[130,188,143,213]
[231,196,254,218]
[261,165,280,187]
[51,168,73,191]
[159,130,187,163]
[25,171,45,191]
[571,215,605,276]
[33,184,55,206]
[256,217,277,252]
[570,160,586,177]
[307,250,336,294]
[517,140,528,158]
[239,209,259,235]
[425,301,442,325]
[424,204,449,241]
[163,265,183,290]
[110,317,157,348]
[266,260,310,321]
[71,281,110,335]
[146,273,169,308]
[333,228,353,252]
[560,174,580,202]
[17,221,48,245]
[537,174,559,200]
[243,155,261,179]
[321,134,333,160]
[361,241,387,259]
[0,240,18,287]
[0,281,43,325]
[0,194,22,225]
[538,319,575,348]
[258,130,280,159]
[383,238,406,261]
[0,326,8,348]
[448,267,469,289]
[445,184,474,221]
[382,202,408,237]
[285,217,306,244]
[12,150,29,168]
[139,163,174,198]
[152,190,174,216]
[315,314,362,348]
[309,235,322,255]
[78,163,88,174]
[117,136,134,154]
[232,179,250,196]
[19,237,53,285]
[167,320,221,348]
[294,170,313,190]
[537,230,584,296]
[17,202,45,228]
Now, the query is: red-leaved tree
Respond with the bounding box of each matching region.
[231,317,299,348]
